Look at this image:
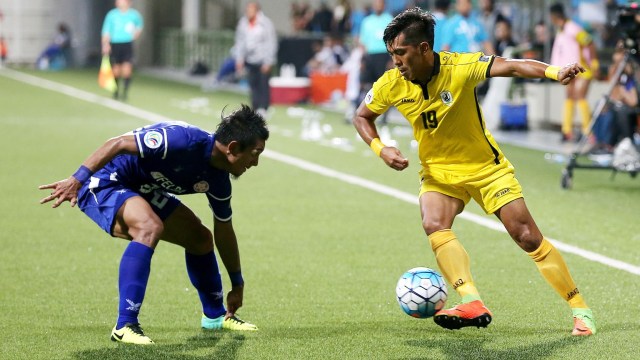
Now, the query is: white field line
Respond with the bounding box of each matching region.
[4,68,639,276]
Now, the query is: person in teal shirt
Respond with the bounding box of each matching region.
[102,0,143,100]
[440,0,493,54]
[358,0,393,110]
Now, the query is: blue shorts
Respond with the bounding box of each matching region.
[78,178,181,235]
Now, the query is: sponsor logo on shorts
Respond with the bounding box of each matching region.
[143,131,163,149]
[193,180,210,193]
[494,188,510,198]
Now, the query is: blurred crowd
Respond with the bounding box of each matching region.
[278,0,639,149]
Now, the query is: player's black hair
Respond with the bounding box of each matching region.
[216,104,269,151]
[549,2,565,19]
[383,7,436,51]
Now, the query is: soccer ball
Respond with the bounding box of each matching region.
[396,267,448,318]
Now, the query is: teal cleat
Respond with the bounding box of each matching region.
[201,314,258,331]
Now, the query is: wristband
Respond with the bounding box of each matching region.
[72,165,94,184]
[544,65,561,81]
[229,271,244,286]
[590,59,600,71]
[369,138,385,157]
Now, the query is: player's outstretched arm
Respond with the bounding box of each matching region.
[39,134,138,208]
[353,102,409,171]
[213,219,244,317]
[489,57,585,85]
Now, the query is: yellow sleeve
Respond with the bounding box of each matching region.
[364,74,392,115]
[576,30,593,46]
[454,52,494,86]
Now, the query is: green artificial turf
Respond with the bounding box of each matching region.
[1,68,638,360]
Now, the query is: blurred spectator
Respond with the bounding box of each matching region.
[573,0,607,48]
[479,0,502,44]
[432,0,451,52]
[36,23,71,70]
[102,0,143,101]
[0,36,7,67]
[202,46,238,90]
[529,20,553,62]
[386,0,408,16]
[234,1,278,115]
[479,15,514,97]
[341,43,364,121]
[410,0,430,10]
[305,35,347,75]
[441,0,495,54]
[291,2,313,33]
[332,0,352,36]
[493,17,515,57]
[349,3,371,41]
[550,2,599,142]
[308,1,333,33]
[593,47,638,152]
[216,46,238,83]
[359,0,393,101]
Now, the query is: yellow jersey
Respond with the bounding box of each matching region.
[365,51,509,175]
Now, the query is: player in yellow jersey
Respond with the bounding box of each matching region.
[353,8,596,336]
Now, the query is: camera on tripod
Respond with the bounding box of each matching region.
[616,3,640,54]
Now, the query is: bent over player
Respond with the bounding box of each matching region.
[40,105,267,344]
[353,8,596,336]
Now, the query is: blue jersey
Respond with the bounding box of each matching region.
[441,14,488,53]
[81,122,232,228]
[102,8,144,43]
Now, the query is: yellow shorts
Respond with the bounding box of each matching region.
[419,161,523,214]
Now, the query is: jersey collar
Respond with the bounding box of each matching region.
[410,52,441,99]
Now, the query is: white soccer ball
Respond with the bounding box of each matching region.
[396,267,448,318]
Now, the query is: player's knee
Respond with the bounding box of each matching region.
[510,227,540,252]
[129,216,164,246]
[422,218,447,235]
[183,225,214,254]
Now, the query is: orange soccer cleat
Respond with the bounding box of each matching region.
[433,300,493,330]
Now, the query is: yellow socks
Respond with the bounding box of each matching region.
[528,238,588,309]
[428,229,481,303]
[577,99,591,135]
[562,99,575,136]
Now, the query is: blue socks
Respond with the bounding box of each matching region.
[185,251,226,319]
[116,241,154,329]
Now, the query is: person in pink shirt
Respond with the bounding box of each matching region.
[550,2,599,142]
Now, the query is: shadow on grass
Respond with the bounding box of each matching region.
[73,331,246,360]
[404,332,583,360]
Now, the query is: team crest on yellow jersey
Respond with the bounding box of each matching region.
[440,91,453,106]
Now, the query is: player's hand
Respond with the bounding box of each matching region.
[102,43,111,56]
[38,177,82,208]
[225,284,244,319]
[260,64,272,74]
[558,63,585,85]
[380,146,409,171]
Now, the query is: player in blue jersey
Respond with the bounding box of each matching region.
[39,105,268,345]
[102,0,143,100]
